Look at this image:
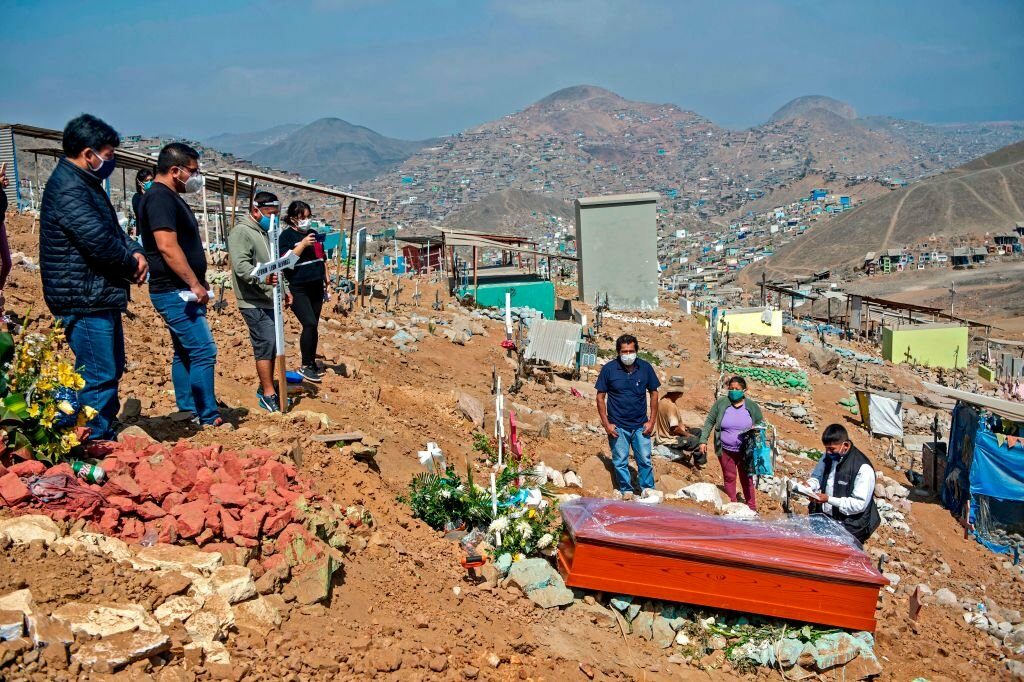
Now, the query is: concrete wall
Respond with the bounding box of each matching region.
[575,192,659,311]
[881,324,969,368]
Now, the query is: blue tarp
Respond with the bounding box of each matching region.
[970,424,1024,501]
[942,403,1024,558]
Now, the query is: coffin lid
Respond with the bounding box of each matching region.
[560,498,887,586]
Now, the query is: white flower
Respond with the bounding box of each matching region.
[536,533,554,549]
[439,489,451,499]
[516,522,533,539]
[488,517,509,533]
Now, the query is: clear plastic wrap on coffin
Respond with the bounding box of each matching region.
[558,497,888,585]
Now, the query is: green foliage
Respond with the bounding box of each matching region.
[398,468,470,530]
[638,350,661,366]
[472,432,498,464]
[398,456,561,560]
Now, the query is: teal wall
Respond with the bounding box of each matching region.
[460,279,555,319]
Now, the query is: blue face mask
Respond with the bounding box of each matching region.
[825,446,848,460]
[727,389,745,402]
[142,180,153,191]
[86,149,116,180]
[258,216,271,231]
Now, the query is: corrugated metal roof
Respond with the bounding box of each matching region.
[24,147,251,198]
[524,319,582,367]
[922,382,1024,422]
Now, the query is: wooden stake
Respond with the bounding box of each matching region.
[230,171,239,229]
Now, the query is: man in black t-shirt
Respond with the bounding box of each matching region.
[140,143,222,426]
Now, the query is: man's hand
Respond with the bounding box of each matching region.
[284,291,293,307]
[190,282,210,305]
[132,253,149,284]
[642,420,655,437]
[699,443,708,456]
[265,273,279,286]
[604,423,619,438]
[810,492,829,504]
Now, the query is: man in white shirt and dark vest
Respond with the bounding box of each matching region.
[805,424,881,545]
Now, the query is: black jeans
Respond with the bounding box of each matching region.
[289,280,325,367]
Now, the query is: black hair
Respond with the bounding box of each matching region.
[156,142,199,174]
[285,200,312,225]
[62,114,120,158]
[727,375,747,390]
[615,334,639,353]
[253,191,279,207]
[821,424,851,446]
[135,168,154,192]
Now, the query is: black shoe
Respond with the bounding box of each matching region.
[297,365,323,383]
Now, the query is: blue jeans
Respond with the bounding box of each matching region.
[149,291,220,424]
[58,310,124,441]
[609,427,655,493]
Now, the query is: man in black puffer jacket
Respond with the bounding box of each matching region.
[40,114,148,441]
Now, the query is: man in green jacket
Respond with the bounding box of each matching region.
[227,191,313,412]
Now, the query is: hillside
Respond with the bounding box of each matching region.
[247,118,432,186]
[769,95,858,122]
[746,140,1024,280]
[205,124,302,157]
[439,188,573,236]
[357,86,1024,241]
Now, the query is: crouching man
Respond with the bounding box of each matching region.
[654,390,705,469]
[805,424,881,545]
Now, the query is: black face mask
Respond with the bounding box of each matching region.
[86,149,116,180]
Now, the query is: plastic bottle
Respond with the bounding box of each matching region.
[70,460,105,484]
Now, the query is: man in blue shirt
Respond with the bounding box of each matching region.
[595,334,661,502]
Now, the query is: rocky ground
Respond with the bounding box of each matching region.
[1,212,1022,680]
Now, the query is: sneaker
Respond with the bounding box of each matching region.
[257,391,281,413]
[637,488,663,505]
[297,365,323,383]
[612,490,635,501]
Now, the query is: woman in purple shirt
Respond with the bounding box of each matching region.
[699,376,764,511]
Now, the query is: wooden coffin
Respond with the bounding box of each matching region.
[557,498,887,631]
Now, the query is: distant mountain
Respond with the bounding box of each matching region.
[205,124,303,157]
[769,95,857,123]
[440,189,573,236]
[747,140,1024,280]
[248,118,433,186]
[358,85,1023,238]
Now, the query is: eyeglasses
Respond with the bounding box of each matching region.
[177,165,201,177]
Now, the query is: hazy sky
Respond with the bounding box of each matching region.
[2,0,1022,140]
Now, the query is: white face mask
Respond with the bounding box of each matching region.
[176,167,204,194]
[182,172,204,194]
[619,353,637,366]
[296,219,311,229]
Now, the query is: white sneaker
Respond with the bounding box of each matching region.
[637,488,663,505]
[612,490,634,501]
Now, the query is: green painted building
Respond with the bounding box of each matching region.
[881,323,969,369]
[459,273,555,319]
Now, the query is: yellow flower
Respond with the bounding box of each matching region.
[77,405,97,427]
[513,553,524,562]
[57,400,75,415]
[60,431,81,450]
[57,363,85,390]
[528,509,537,519]
[27,403,40,418]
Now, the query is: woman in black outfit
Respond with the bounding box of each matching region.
[279,201,328,382]
[130,168,154,236]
